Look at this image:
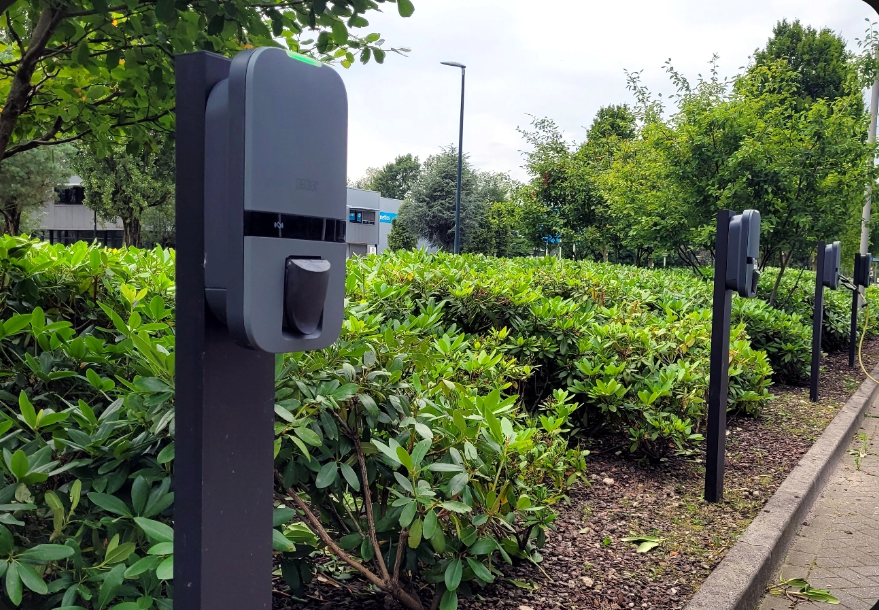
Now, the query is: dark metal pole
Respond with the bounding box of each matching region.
[851,261,860,368]
[705,210,733,504]
[454,67,465,255]
[811,242,826,402]
[175,51,275,610]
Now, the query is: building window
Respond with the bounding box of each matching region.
[55,185,85,205]
[348,209,376,225]
[43,229,124,247]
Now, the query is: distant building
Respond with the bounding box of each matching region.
[31,177,403,256]
[345,188,402,257]
[31,177,125,247]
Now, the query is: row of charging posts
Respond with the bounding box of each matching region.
[169,44,859,604]
[175,47,348,610]
[810,243,872,402]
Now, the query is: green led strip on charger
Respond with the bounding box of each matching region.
[286,50,323,67]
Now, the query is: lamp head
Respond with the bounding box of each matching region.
[441,61,466,69]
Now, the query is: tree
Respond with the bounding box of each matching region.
[385,217,416,251]
[355,153,421,200]
[141,203,176,248]
[518,107,637,263]
[72,136,175,247]
[398,147,485,252]
[600,54,875,296]
[0,0,414,168]
[0,145,69,234]
[753,19,855,105]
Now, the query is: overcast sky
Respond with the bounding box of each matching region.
[337,0,879,183]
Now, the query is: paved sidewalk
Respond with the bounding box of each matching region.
[758,398,879,610]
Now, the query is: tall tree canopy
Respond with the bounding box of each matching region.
[0,0,414,167]
[398,147,520,254]
[354,153,421,200]
[72,136,174,247]
[753,19,854,104]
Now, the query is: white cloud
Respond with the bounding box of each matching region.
[338,0,878,183]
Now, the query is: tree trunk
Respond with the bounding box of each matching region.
[0,7,64,164]
[601,245,609,263]
[769,250,793,306]
[1,207,21,236]
[123,216,142,247]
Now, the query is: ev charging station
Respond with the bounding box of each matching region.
[810,241,841,402]
[175,48,347,609]
[705,209,761,503]
[850,253,873,368]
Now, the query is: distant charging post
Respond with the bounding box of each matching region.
[705,209,761,504]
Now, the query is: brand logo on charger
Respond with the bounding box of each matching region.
[296,179,319,191]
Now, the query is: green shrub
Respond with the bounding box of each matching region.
[347,251,775,457]
[0,238,586,610]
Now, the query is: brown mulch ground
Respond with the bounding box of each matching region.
[273,340,879,610]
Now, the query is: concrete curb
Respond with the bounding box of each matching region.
[685,363,879,610]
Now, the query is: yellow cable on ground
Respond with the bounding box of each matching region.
[859,303,879,385]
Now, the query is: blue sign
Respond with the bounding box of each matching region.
[380,212,398,224]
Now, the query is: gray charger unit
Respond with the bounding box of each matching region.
[203,47,348,353]
[823,241,841,290]
[725,209,761,298]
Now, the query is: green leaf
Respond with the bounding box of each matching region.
[147,542,174,556]
[5,562,21,606]
[448,472,469,497]
[18,392,35,430]
[273,529,296,552]
[157,444,175,465]
[427,463,464,473]
[339,532,362,550]
[294,427,322,447]
[408,518,423,548]
[399,500,417,528]
[637,541,660,553]
[273,507,296,528]
[444,558,462,591]
[441,501,471,513]
[156,555,173,580]
[396,446,414,472]
[371,440,402,465]
[17,544,74,564]
[2,314,31,337]
[468,538,497,555]
[104,542,136,565]
[422,509,438,539]
[315,462,338,489]
[124,555,162,578]
[440,589,458,610]
[134,517,173,544]
[397,0,415,17]
[0,525,12,555]
[331,20,349,45]
[131,476,149,516]
[411,438,431,468]
[467,557,494,583]
[414,422,433,440]
[330,383,359,401]
[339,463,360,491]
[87,493,132,517]
[9,451,28,482]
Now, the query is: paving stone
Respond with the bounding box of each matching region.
[758,399,879,610]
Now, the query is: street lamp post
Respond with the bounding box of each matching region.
[441,61,466,254]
